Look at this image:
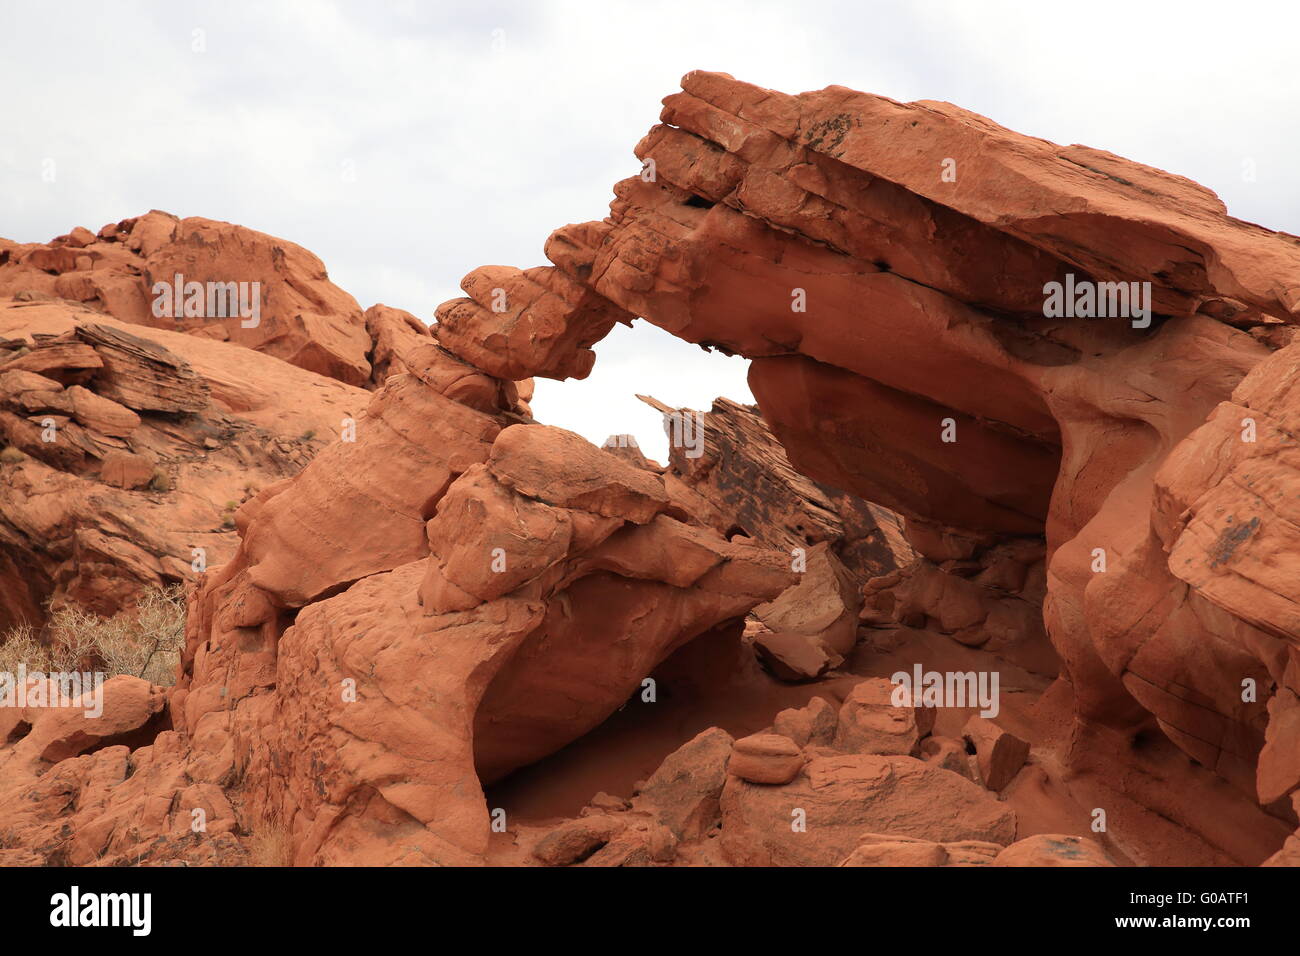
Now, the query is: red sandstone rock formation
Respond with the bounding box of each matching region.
[633,395,912,582]
[0,297,367,631]
[0,212,375,386]
[624,394,913,679]
[176,415,794,863]
[522,71,1300,862]
[3,71,1300,869]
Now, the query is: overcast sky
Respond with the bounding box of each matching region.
[3,0,1298,460]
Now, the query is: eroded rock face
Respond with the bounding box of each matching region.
[634,727,733,842]
[364,303,436,383]
[175,381,794,863]
[638,395,912,580]
[435,265,632,382]
[0,675,246,867]
[632,395,913,679]
[0,213,375,386]
[1,213,379,385]
[862,532,1057,678]
[498,71,1300,850]
[1152,342,1300,806]
[0,298,368,630]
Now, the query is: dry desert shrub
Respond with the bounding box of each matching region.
[248,813,294,867]
[0,584,187,686]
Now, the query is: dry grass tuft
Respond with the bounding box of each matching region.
[0,585,187,686]
[248,812,294,867]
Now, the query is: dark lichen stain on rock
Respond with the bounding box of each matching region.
[802,113,853,154]
[1046,838,1086,859]
[1209,515,1260,568]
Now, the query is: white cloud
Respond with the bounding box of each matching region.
[533,321,754,462]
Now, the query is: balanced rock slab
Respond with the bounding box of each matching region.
[728,733,804,785]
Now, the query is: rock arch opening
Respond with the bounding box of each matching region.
[461,70,1300,863]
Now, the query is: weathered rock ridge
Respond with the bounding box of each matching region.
[0,212,377,387]
[454,71,1300,861]
[0,298,368,632]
